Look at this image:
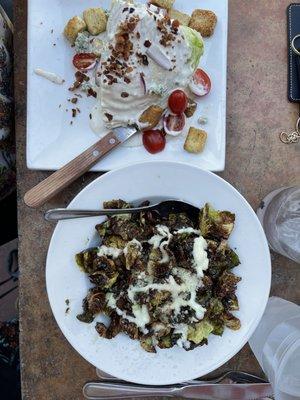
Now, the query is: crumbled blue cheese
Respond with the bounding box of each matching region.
[75,31,91,53]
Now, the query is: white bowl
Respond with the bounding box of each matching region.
[46,161,271,385]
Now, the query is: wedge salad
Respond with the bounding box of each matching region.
[64,0,217,154]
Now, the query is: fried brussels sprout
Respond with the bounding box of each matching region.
[124,239,142,269]
[209,319,225,336]
[207,298,224,316]
[89,257,119,289]
[188,320,214,344]
[76,297,94,323]
[140,336,156,353]
[157,334,173,349]
[167,213,195,230]
[103,199,131,209]
[216,270,241,299]
[103,235,126,249]
[224,294,239,311]
[199,203,235,240]
[75,247,98,273]
[222,312,241,330]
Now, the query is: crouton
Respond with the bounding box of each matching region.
[139,105,164,129]
[184,127,207,153]
[184,99,197,118]
[189,9,217,37]
[169,9,191,26]
[64,16,87,44]
[83,8,107,35]
[149,0,174,11]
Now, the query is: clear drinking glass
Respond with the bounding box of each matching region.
[257,187,300,263]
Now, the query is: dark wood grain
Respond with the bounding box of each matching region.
[15,1,300,399]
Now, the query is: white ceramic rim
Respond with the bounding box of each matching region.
[46,161,271,384]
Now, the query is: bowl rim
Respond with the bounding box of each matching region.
[46,160,271,385]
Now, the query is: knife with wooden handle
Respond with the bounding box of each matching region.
[24,126,138,208]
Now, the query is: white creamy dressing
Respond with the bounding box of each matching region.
[104,223,209,344]
[175,227,200,235]
[192,236,209,278]
[148,225,173,264]
[97,245,123,258]
[34,68,64,84]
[96,0,194,129]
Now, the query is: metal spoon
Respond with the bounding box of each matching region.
[44,199,200,221]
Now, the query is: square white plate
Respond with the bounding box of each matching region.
[27,0,228,171]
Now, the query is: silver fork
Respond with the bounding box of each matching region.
[44,199,200,221]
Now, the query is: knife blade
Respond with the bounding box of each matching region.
[83,382,273,400]
[24,126,138,208]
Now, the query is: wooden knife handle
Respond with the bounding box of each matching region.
[24,131,121,208]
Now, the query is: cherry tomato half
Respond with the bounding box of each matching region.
[163,113,186,136]
[143,129,166,154]
[73,53,97,70]
[168,89,188,115]
[189,68,211,97]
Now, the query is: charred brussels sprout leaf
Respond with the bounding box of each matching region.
[209,319,225,336]
[75,248,98,273]
[222,312,241,330]
[103,199,132,209]
[217,270,241,298]
[187,320,214,344]
[199,203,235,240]
[76,311,94,323]
[103,234,126,249]
[208,298,224,316]
[157,334,173,349]
[225,294,239,311]
[89,257,119,289]
[140,336,156,353]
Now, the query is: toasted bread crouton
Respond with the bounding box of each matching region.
[64,16,87,44]
[169,9,191,26]
[184,127,207,153]
[139,105,164,129]
[83,8,107,35]
[184,99,197,118]
[189,10,217,37]
[149,0,174,11]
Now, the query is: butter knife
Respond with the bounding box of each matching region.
[24,126,138,208]
[83,382,273,400]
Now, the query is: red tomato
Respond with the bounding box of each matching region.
[73,53,97,70]
[190,69,211,97]
[143,130,166,154]
[168,89,188,114]
[163,113,186,136]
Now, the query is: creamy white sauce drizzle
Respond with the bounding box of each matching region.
[98,245,123,258]
[175,227,201,235]
[148,225,173,264]
[34,68,65,84]
[104,222,209,346]
[192,236,209,278]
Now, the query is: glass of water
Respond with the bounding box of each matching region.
[257,187,300,263]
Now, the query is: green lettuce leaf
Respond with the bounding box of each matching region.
[181,26,204,70]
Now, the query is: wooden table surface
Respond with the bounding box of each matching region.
[15,1,300,399]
